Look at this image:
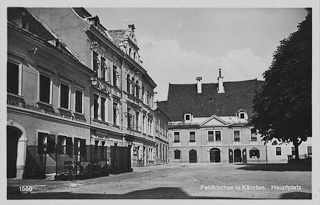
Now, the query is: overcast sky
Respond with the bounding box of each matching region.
[86,8,308,101]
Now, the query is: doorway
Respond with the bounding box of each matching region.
[7,125,22,178]
[210,148,221,162]
[234,149,242,162]
[189,149,197,163]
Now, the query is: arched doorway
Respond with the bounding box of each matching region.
[189,149,197,163]
[234,149,242,162]
[210,148,221,162]
[7,125,22,178]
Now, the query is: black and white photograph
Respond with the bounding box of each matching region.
[4,0,319,202]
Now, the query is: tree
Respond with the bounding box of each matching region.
[251,9,312,160]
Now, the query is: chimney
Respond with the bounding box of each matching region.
[217,69,225,93]
[196,77,202,94]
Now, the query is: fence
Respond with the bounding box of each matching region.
[23,144,132,180]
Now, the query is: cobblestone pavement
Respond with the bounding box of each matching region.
[7,163,312,199]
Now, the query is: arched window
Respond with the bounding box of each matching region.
[174,150,181,159]
[249,148,260,158]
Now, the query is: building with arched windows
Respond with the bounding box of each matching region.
[158,70,312,164]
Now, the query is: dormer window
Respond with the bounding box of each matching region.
[184,113,192,121]
[237,109,248,120]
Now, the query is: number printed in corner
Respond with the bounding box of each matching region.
[19,186,33,192]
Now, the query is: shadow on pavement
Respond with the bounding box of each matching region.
[279,192,312,199]
[235,163,311,172]
[8,187,262,199]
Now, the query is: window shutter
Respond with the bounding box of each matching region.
[257,150,260,158]
[47,134,56,154]
[66,137,73,157]
[80,139,86,157]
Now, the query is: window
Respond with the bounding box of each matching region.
[208,131,214,142]
[93,51,99,74]
[307,146,312,156]
[142,86,145,101]
[126,75,130,93]
[185,114,191,121]
[100,56,106,80]
[189,131,195,142]
[136,81,139,98]
[234,130,240,142]
[127,108,132,128]
[38,132,55,154]
[94,94,99,119]
[74,138,81,156]
[39,74,51,103]
[291,147,295,156]
[240,113,245,119]
[174,150,181,159]
[58,135,67,154]
[131,77,135,95]
[174,132,180,143]
[58,136,73,155]
[251,129,257,141]
[101,97,106,121]
[75,90,83,113]
[136,112,139,130]
[249,148,260,158]
[113,103,118,125]
[60,83,69,109]
[276,147,281,156]
[215,131,221,141]
[113,66,118,87]
[7,61,19,95]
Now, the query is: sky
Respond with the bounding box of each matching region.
[86,7,307,101]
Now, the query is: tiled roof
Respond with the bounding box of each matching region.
[156,101,168,113]
[164,79,264,121]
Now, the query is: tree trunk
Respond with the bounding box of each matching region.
[293,139,302,160]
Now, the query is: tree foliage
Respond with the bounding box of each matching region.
[251,9,312,158]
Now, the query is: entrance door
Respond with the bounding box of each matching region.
[210,148,221,162]
[242,149,247,164]
[7,126,22,178]
[229,149,233,163]
[189,149,197,163]
[234,149,242,162]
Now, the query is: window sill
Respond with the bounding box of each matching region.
[7,93,24,98]
[58,107,72,112]
[36,100,54,107]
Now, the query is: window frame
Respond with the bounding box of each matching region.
[75,88,83,114]
[215,130,221,141]
[307,146,312,156]
[189,131,196,142]
[38,72,52,104]
[174,149,181,159]
[93,94,99,119]
[101,97,106,121]
[173,131,180,143]
[233,130,241,142]
[59,82,70,109]
[208,130,214,142]
[276,147,282,156]
[7,60,22,96]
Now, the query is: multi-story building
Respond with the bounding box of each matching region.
[7,7,94,178]
[153,107,170,165]
[158,69,312,163]
[27,8,159,169]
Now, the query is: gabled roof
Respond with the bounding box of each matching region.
[200,114,229,126]
[165,79,264,121]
